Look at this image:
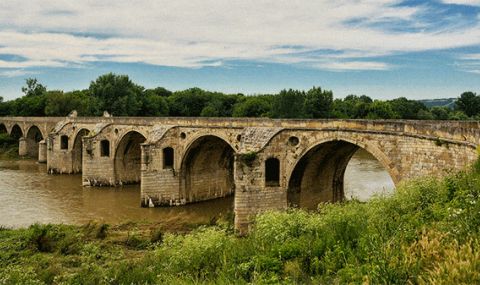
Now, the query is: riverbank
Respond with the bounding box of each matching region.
[1,161,480,284]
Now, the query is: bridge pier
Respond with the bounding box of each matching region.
[38,140,47,163]
[47,135,75,174]
[18,137,27,156]
[234,154,287,234]
[140,131,237,207]
[140,143,182,206]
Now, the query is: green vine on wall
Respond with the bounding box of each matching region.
[239,151,257,167]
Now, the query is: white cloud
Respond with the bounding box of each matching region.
[0,69,39,78]
[441,0,480,6]
[460,53,480,60]
[0,1,478,72]
[454,53,480,74]
[314,61,390,71]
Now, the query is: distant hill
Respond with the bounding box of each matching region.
[418,98,456,109]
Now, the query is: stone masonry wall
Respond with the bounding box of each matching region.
[2,116,479,233]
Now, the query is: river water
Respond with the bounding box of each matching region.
[0,148,394,228]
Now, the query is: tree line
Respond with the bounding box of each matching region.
[0,73,478,120]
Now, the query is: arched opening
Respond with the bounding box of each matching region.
[72,129,89,173]
[25,126,43,158]
[287,140,394,210]
[163,147,174,169]
[265,157,280,186]
[0,124,15,150]
[10,124,23,140]
[100,140,110,157]
[114,131,146,185]
[344,148,395,202]
[181,135,235,203]
[60,135,69,150]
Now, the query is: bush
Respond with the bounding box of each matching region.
[150,228,164,244]
[125,231,150,250]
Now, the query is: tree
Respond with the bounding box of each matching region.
[0,96,8,116]
[272,89,305,118]
[44,90,94,116]
[167,88,210,117]
[455,92,480,117]
[22,78,47,97]
[448,110,469,120]
[200,104,221,117]
[304,87,333,118]
[389,97,427,119]
[146,87,172,97]
[431,106,450,120]
[141,89,169,116]
[11,95,46,116]
[232,96,273,117]
[416,109,434,120]
[333,95,372,118]
[366,101,397,119]
[214,93,242,117]
[89,73,144,116]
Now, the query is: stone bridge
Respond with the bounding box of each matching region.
[1,116,479,232]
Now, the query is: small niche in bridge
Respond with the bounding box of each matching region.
[100,140,110,157]
[163,147,174,169]
[288,136,299,146]
[60,135,69,150]
[180,132,186,139]
[265,157,280,187]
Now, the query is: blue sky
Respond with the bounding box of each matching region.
[0,0,479,100]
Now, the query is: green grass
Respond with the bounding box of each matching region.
[2,161,480,284]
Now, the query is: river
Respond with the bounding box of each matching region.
[0,148,394,228]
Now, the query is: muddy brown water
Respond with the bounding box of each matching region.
[0,148,394,228]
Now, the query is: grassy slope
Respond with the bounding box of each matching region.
[418,98,456,109]
[2,160,480,284]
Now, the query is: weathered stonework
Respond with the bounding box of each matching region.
[1,116,479,233]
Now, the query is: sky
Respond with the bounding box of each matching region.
[0,0,480,100]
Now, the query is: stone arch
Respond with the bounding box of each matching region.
[180,135,236,203]
[180,129,238,155]
[287,138,397,210]
[25,125,44,158]
[10,124,23,140]
[0,123,6,134]
[72,128,90,173]
[114,131,147,185]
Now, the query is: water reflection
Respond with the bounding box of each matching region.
[0,160,232,228]
[0,149,394,228]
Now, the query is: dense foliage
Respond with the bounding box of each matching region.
[0,133,19,158]
[0,74,479,120]
[2,158,480,284]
